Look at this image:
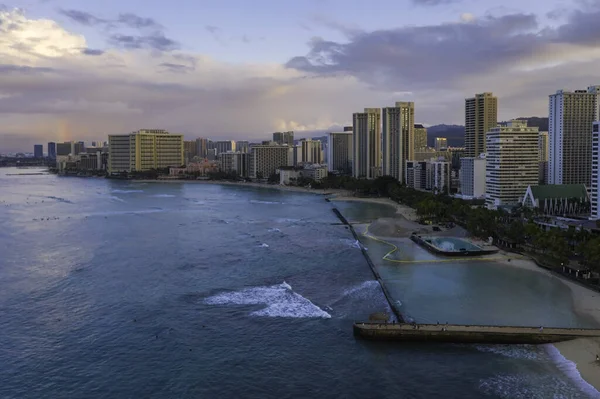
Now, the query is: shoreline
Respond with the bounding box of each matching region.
[497,254,600,393]
[335,196,600,394]
[135,179,354,196]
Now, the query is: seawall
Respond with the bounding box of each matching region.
[353,322,600,344]
[331,207,404,322]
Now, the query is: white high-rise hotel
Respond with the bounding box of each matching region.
[592,121,600,219]
[382,102,414,183]
[549,86,600,186]
[485,120,539,209]
[353,108,381,179]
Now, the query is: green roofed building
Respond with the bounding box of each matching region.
[522,184,590,216]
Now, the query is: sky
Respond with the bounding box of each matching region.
[1,0,599,151]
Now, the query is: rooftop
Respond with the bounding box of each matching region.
[529,184,588,201]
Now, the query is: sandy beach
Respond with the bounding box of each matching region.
[498,255,600,392]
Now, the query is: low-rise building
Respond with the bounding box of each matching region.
[279,164,328,185]
[169,159,219,177]
[522,184,590,217]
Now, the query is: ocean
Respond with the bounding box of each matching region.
[0,167,598,398]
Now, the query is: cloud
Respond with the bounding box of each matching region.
[205,25,219,34]
[117,13,161,30]
[58,9,106,26]
[81,48,104,56]
[109,32,179,51]
[0,8,389,152]
[412,0,461,5]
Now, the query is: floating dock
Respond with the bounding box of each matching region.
[353,322,600,344]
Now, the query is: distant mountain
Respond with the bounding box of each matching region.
[427,124,465,147]
[514,117,548,132]
[425,117,549,148]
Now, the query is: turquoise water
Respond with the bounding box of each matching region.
[0,168,598,398]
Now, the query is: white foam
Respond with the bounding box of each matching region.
[151,194,176,198]
[111,189,143,194]
[478,373,585,399]
[259,243,269,248]
[545,344,600,398]
[109,196,125,202]
[204,282,331,319]
[268,228,281,233]
[342,280,380,297]
[473,344,541,360]
[250,200,282,205]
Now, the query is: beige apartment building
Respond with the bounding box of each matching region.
[465,92,498,157]
[414,124,427,151]
[108,129,184,173]
[249,144,292,179]
[434,137,448,151]
[300,138,323,164]
[382,102,414,183]
[485,120,539,209]
[353,108,381,179]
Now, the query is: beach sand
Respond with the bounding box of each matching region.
[493,254,600,393]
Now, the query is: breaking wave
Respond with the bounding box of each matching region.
[151,194,176,198]
[545,344,600,398]
[250,200,283,205]
[204,282,331,319]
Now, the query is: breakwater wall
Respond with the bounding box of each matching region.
[410,235,498,257]
[331,208,404,322]
[353,322,600,344]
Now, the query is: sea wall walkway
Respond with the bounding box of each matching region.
[354,322,600,344]
[331,207,404,322]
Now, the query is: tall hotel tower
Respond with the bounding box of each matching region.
[382,102,414,183]
[353,108,381,179]
[465,92,497,157]
[548,86,600,185]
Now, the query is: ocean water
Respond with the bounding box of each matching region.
[0,168,598,398]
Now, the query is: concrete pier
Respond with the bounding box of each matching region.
[354,322,600,344]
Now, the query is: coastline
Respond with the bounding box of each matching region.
[132,178,600,392]
[136,179,353,196]
[334,195,600,393]
[497,255,600,393]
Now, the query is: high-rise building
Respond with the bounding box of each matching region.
[549,86,600,185]
[214,140,236,155]
[343,126,353,132]
[382,102,414,183]
[33,145,43,158]
[236,141,249,153]
[459,155,486,198]
[431,160,451,193]
[538,131,549,185]
[300,139,323,164]
[184,140,197,164]
[47,142,56,159]
[218,151,250,178]
[108,129,184,173]
[434,137,448,151]
[327,131,353,174]
[196,138,209,158]
[465,92,498,157]
[405,161,431,190]
[485,120,539,209]
[414,124,427,151]
[56,142,72,156]
[353,108,381,179]
[249,144,292,179]
[273,131,294,146]
[592,121,600,219]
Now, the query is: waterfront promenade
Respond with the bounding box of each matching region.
[354,322,600,344]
